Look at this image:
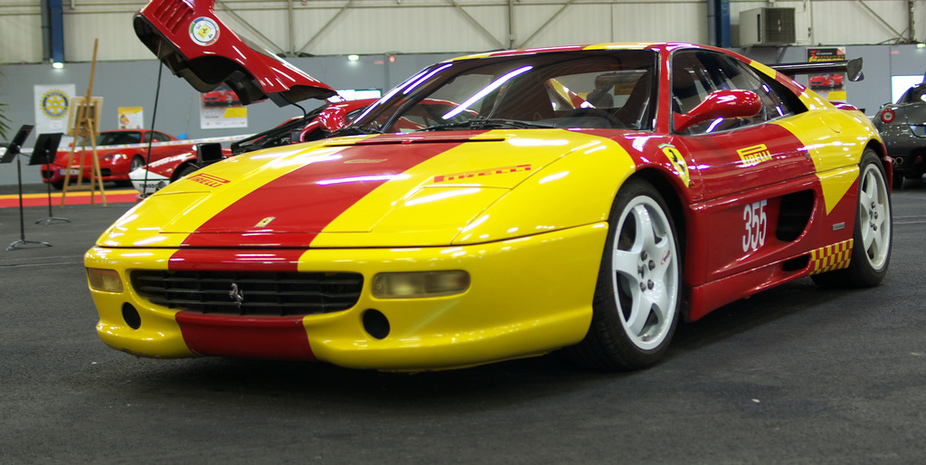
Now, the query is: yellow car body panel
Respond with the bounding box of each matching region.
[86,223,606,370]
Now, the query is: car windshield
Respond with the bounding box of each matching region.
[97,131,142,146]
[346,49,658,134]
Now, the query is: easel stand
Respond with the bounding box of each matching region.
[59,112,106,208]
[60,38,106,207]
[2,125,53,251]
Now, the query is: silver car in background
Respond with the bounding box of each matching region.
[875,82,926,188]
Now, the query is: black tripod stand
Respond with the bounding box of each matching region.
[30,133,69,225]
[2,125,52,251]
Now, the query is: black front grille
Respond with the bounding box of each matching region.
[131,270,363,316]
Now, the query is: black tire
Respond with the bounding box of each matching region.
[812,149,892,288]
[569,178,682,370]
[130,156,145,172]
[892,174,903,190]
[117,156,147,187]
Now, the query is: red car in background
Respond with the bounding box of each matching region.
[41,129,198,189]
[202,84,240,106]
[809,73,844,89]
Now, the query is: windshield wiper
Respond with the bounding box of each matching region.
[331,124,383,137]
[417,118,553,132]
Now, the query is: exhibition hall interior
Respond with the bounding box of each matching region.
[2,1,925,463]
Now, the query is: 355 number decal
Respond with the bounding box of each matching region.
[742,199,768,252]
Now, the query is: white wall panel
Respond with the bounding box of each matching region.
[288,5,510,55]
[0,13,43,63]
[65,10,152,61]
[2,0,926,63]
[610,3,708,44]
[808,1,908,45]
[731,1,911,47]
[511,2,708,48]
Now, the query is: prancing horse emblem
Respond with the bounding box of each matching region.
[229,283,244,309]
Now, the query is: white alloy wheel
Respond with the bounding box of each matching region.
[570,178,682,370]
[610,195,680,351]
[812,149,892,288]
[858,161,891,271]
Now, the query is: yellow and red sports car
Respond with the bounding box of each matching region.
[86,42,892,371]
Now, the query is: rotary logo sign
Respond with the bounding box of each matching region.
[34,84,76,132]
[41,89,69,120]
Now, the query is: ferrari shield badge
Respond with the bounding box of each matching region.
[660,144,691,187]
[190,17,219,46]
[255,217,276,228]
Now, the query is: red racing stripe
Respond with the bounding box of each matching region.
[175,313,316,361]
[170,136,469,360]
[167,249,306,272]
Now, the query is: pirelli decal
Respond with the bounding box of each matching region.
[737,144,773,167]
[433,164,531,183]
[809,239,853,275]
[187,173,231,188]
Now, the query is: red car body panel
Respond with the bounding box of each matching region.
[133,0,335,105]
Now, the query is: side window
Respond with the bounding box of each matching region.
[672,50,795,134]
[542,69,655,129]
[727,59,797,121]
[150,131,171,142]
[671,52,714,119]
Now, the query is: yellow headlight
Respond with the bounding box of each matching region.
[86,268,124,293]
[372,271,470,298]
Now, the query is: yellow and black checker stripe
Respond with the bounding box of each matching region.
[809,239,853,275]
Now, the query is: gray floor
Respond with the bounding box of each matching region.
[2,183,925,464]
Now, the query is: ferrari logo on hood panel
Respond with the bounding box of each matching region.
[255,217,276,228]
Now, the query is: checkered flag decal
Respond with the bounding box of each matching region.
[810,239,853,275]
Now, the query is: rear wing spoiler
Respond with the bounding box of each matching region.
[769,57,864,82]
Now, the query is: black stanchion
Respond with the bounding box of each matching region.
[2,124,52,251]
[29,133,70,225]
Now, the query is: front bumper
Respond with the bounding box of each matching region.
[42,163,125,184]
[85,223,607,371]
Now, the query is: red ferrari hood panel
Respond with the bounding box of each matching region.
[134,0,336,104]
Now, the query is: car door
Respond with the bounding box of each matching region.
[669,49,818,286]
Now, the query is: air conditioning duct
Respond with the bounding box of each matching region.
[739,8,796,46]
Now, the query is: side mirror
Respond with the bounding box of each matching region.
[318,105,348,133]
[674,89,761,132]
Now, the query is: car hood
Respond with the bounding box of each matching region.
[98,129,631,249]
[134,0,335,105]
